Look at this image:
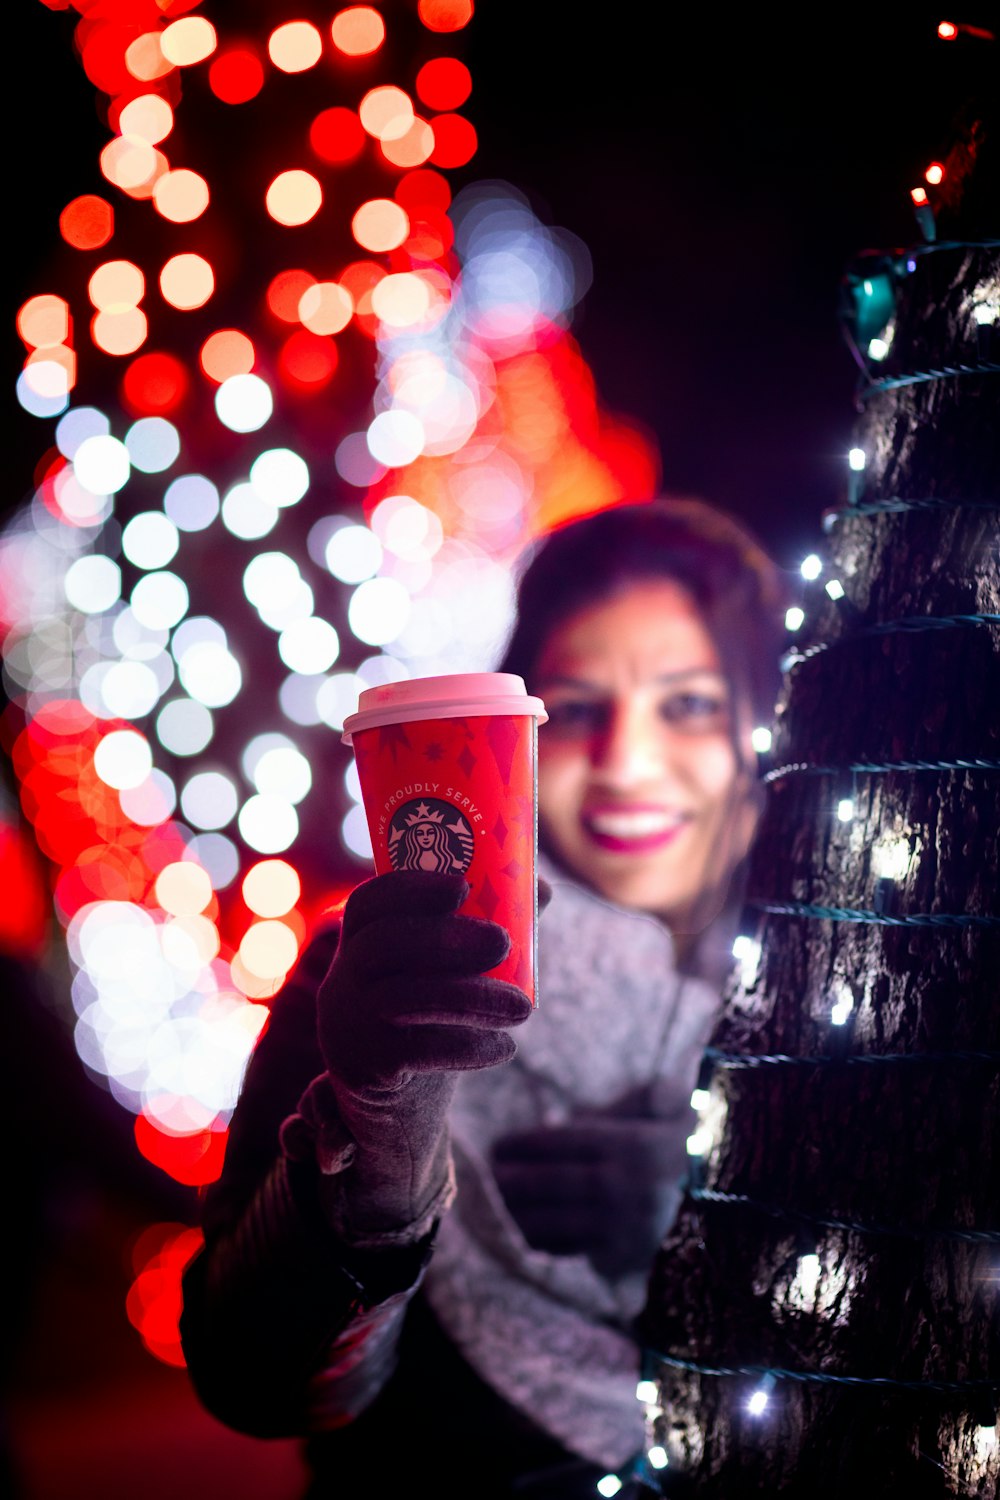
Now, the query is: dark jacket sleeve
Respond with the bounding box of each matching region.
[179,924,434,1438]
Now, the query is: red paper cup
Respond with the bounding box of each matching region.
[343,673,547,1003]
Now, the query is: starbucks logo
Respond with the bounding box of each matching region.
[387,798,475,875]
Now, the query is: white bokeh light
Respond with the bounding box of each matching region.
[348,576,411,645]
[125,417,181,473]
[122,512,180,570]
[278,673,325,726]
[100,659,162,718]
[94,729,153,789]
[187,832,240,889]
[156,698,214,755]
[177,640,242,707]
[181,770,239,829]
[252,745,312,804]
[215,374,273,433]
[316,672,364,731]
[64,555,122,614]
[222,483,279,540]
[73,434,131,494]
[56,407,110,460]
[249,448,310,507]
[238,794,299,853]
[325,525,382,583]
[164,474,220,532]
[130,570,190,631]
[277,616,339,674]
[366,410,424,467]
[17,366,69,418]
[119,768,177,825]
[341,804,373,860]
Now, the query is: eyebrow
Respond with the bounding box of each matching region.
[538,668,727,691]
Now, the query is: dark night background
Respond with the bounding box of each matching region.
[11,2,996,569]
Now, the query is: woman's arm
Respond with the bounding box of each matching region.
[180,872,532,1438]
[179,925,435,1437]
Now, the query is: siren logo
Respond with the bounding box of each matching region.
[387,798,475,875]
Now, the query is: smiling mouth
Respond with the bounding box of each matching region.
[582,807,690,852]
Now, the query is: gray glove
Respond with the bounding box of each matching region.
[317,870,533,1243]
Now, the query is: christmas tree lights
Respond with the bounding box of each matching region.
[5,0,659,1365]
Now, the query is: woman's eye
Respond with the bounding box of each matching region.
[544,701,607,733]
[659,693,727,724]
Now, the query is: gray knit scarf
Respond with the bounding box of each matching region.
[423,857,723,1468]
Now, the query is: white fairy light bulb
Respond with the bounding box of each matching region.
[825,579,846,600]
[686,1124,713,1157]
[751,727,773,754]
[867,337,890,360]
[873,837,912,882]
[800,554,822,581]
[647,1445,669,1470]
[848,447,866,471]
[732,934,761,988]
[747,1373,776,1416]
[596,1476,623,1498]
[785,605,805,631]
[690,1088,711,1112]
[636,1380,659,1404]
[837,797,855,822]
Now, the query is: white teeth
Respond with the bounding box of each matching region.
[587,812,684,837]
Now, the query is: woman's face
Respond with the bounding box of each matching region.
[416,825,435,848]
[535,580,758,934]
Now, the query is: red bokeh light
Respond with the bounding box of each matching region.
[208,47,265,103]
[120,350,190,415]
[267,268,317,322]
[126,1222,205,1367]
[924,161,945,185]
[395,167,452,214]
[59,194,114,251]
[428,113,477,168]
[134,1114,229,1186]
[278,328,339,389]
[415,56,472,111]
[309,106,366,165]
[418,0,474,32]
[910,186,929,205]
[937,20,958,39]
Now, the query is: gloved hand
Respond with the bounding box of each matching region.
[492,1088,691,1278]
[317,869,533,1243]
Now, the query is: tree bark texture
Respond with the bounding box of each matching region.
[638,242,999,1496]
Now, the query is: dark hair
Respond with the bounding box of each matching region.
[497,497,788,728]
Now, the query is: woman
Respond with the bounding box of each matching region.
[180,498,786,1499]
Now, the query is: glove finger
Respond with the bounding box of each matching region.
[398,1023,519,1074]
[342,912,511,981]
[339,870,470,943]
[387,976,532,1030]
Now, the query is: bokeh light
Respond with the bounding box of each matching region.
[160,254,215,310]
[268,22,323,72]
[243,859,301,918]
[5,10,661,1289]
[331,7,386,57]
[200,331,255,383]
[266,171,323,227]
[153,170,210,223]
[59,195,114,250]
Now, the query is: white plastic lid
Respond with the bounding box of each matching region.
[342,671,547,744]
